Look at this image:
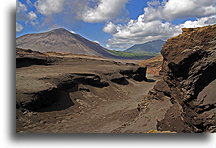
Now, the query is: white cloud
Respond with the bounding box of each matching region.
[147,0,160,6]
[28,11,37,20]
[105,20,181,49]
[103,22,118,34]
[105,15,216,49]
[180,15,216,28]
[16,1,38,26]
[16,0,27,14]
[142,0,215,21]
[16,1,27,20]
[16,22,23,32]
[35,0,65,16]
[80,0,128,23]
[104,0,216,49]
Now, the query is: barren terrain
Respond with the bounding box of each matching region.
[16,25,215,133]
[16,53,160,133]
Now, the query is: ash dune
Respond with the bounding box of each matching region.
[16,51,154,133]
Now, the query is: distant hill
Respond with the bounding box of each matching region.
[125,39,165,53]
[16,28,118,58]
[16,28,158,60]
[108,50,156,60]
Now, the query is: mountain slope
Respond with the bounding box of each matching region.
[16,28,117,58]
[125,39,165,53]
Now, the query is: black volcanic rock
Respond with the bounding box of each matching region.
[110,73,129,85]
[120,67,147,82]
[139,25,216,133]
[16,28,118,58]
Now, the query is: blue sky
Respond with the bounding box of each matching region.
[16,0,215,50]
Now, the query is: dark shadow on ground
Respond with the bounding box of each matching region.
[146,79,156,82]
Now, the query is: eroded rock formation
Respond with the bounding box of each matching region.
[140,25,216,133]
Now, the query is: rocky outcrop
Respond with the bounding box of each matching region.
[139,25,216,133]
[139,55,163,76]
[16,48,63,68]
[17,67,147,112]
[120,67,147,81]
[16,73,109,111]
[110,73,129,85]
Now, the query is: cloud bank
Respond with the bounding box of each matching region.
[16,0,215,49]
[16,1,38,32]
[104,0,216,49]
[80,0,128,23]
[34,0,65,16]
[16,22,23,32]
[17,0,129,32]
[33,0,128,22]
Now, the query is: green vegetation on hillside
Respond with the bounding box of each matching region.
[108,50,159,59]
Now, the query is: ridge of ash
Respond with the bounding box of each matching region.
[16,73,109,111]
[16,66,147,112]
[137,25,216,133]
[16,48,63,68]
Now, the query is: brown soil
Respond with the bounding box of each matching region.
[138,55,163,76]
[16,53,159,133]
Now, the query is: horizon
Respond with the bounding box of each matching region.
[16,27,167,51]
[16,0,215,50]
